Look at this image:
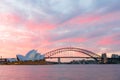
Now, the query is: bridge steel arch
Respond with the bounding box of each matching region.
[45,47,101,61]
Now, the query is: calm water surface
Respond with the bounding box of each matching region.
[0,65,120,80]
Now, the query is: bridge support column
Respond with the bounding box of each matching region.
[58,57,61,64]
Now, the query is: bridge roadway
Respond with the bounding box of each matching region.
[45,57,99,59]
[45,57,101,64]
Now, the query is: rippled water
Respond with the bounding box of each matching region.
[0,65,120,80]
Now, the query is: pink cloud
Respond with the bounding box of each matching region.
[0,13,22,26]
[61,11,120,26]
[25,20,56,30]
[57,38,87,43]
[97,34,120,46]
[0,13,56,57]
[98,37,114,45]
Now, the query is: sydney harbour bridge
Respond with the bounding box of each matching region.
[44,47,101,64]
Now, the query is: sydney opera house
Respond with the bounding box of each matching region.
[16,49,45,61]
[6,49,46,65]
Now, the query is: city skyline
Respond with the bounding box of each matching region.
[0,0,120,58]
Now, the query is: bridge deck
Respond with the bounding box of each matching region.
[45,57,99,59]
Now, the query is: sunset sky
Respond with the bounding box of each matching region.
[0,0,120,58]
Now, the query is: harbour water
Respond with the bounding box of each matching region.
[0,65,120,80]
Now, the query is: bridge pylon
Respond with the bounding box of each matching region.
[58,57,61,64]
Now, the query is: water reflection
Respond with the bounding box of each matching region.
[0,65,120,80]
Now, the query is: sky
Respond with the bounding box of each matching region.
[0,0,120,58]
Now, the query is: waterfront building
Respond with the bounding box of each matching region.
[101,53,107,64]
[108,54,120,64]
[7,58,17,62]
[111,54,119,58]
